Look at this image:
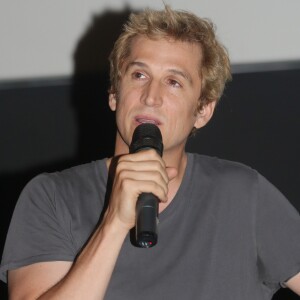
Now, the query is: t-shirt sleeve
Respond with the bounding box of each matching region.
[0,174,76,283]
[256,173,300,288]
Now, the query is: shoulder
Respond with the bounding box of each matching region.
[49,159,107,185]
[187,153,294,208]
[188,152,258,185]
[18,159,108,214]
[26,159,106,193]
[47,159,107,195]
[11,159,109,250]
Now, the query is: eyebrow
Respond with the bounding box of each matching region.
[125,61,193,84]
[168,68,192,84]
[125,61,147,73]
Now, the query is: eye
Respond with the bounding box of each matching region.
[132,71,146,80]
[167,78,181,88]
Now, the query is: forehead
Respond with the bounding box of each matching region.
[124,36,203,76]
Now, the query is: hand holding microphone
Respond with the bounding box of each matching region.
[105,123,176,248]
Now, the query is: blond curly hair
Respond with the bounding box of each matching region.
[109,5,231,111]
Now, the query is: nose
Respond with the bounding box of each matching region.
[140,80,163,107]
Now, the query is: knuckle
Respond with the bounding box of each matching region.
[120,178,132,190]
[115,161,128,176]
[117,160,126,169]
[118,169,126,179]
[154,171,163,182]
[154,182,164,195]
[152,160,162,171]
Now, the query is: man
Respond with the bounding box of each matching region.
[1,6,300,299]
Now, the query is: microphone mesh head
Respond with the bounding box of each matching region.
[130,123,163,156]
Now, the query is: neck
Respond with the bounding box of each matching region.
[162,146,188,207]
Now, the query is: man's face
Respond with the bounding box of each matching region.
[109,36,215,155]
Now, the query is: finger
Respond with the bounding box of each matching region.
[120,149,166,167]
[118,178,168,203]
[117,159,168,184]
[116,169,168,196]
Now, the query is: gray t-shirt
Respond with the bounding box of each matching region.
[1,153,300,299]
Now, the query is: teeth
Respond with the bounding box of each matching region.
[137,118,158,125]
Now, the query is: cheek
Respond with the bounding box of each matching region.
[114,96,136,131]
[167,99,198,121]
[117,88,140,110]
[168,105,199,134]
[115,105,131,127]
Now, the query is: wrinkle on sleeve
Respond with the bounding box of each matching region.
[255,173,300,290]
[0,174,76,283]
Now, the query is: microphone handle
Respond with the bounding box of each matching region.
[136,192,159,248]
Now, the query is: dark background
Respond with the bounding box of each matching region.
[0,9,299,299]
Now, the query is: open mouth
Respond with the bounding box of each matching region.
[135,117,161,126]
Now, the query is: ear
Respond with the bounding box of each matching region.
[193,100,216,129]
[109,93,117,111]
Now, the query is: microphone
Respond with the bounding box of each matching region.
[129,123,163,248]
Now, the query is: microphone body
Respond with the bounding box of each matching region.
[129,123,163,248]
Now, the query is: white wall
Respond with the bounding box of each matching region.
[1,0,300,80]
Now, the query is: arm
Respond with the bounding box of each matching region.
[8,150,175,300]
[9,218,128,300]
[285,272,300,296]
